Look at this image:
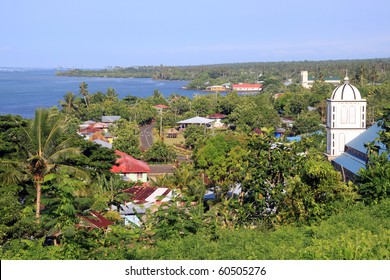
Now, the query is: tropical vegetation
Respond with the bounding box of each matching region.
[1,59,389,260]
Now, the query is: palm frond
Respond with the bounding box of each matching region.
[49,147,80,162]
[57,164,91,183]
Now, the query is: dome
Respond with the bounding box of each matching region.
[331,76,362,100]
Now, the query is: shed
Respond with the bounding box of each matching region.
[166,128,179,138]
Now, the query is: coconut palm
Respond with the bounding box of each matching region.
[79,82,89,107]
[0,108,88,221]
[59,91,78,113]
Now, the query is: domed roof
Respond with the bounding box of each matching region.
[331,77,362,100]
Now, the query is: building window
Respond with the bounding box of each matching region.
[137,173,143,180]
[341,106,348,124]
[349,106,356,124]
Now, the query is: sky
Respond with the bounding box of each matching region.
[1,0,389,68]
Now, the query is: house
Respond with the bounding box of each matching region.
[207,113,227,128]
[154,104,169,110]
[177,116,214,129]
[111,150,151,182]
[205,85,228,92]
[92,139,113,149]
[101,115,121,124]
[115,184,173,226]
[232,83,262,93]
[77,211,114,230]
[78,122,109,139]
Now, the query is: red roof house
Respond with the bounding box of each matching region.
[111,150,151,182]
[207,113,227,119]
[77,211,114,230]
[232,83,263,92]
[154,104,169,109]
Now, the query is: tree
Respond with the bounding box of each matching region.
[293,111,321,135]
[59,92,78,114]
[105,87,118,101]
[356,106,390,204]
[79,82,90,107]
[110,119,141,158]
[0,109,87,221]
[144,141,177,163]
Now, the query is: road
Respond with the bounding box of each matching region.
[140,123,154,151]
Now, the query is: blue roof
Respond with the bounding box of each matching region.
[346,123,385,155]
[286,136,301,142]
[333,153,366,175]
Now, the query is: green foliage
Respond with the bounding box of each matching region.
[194,133,248,194]
[110,119,141,158]
[144,197,204,240]
[144,141,177,163]
[183,124,207,149]
[228,94,279,132]
[356,152,390,205]
[66,138,116,178]
[172,163,206,203]
[135,199,390,260]
[293,110,321,134]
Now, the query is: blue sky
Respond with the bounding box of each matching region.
[1,0,389,68]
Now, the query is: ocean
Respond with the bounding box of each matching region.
[0,68,200,119]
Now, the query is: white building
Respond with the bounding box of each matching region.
[301,71,341,89]
[326,76,367,159]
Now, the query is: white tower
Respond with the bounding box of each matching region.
[326,76,366,159]
[301,71,310,88]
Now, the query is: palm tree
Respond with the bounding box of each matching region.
[0,108,87,221]
[79,82,89,107]
[106,87,118,101]
[59,91,78,113]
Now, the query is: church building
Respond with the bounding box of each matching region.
[326,75,387,181]
[326,76,367,159]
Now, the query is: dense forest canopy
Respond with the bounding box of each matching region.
[57,58,390,88]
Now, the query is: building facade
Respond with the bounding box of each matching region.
[301,71,341,89]
[326,76,367,159]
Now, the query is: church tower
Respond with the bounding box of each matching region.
[326,76,366,159]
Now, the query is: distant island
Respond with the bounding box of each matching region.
[56,58,390,90]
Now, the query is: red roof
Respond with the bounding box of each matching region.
[111,150,151,173]
[122,184,171,204]
[232,83,262,89]
[207,113,227,119]
[154,104,169,109]
[78,211,113,229]
[123,184,157,203]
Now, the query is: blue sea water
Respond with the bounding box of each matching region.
[0,68,201,119]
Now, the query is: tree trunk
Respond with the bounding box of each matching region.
[36,182,41,222]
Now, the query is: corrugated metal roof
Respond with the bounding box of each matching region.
[101,116,121,123]
[177,116,214,124]
[93,139,112,149]
[111,150,151,173]
[346,124,385,154]
[332,153,366,175]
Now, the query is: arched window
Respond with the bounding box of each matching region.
[349,106,356,124]
[341,106,348,124]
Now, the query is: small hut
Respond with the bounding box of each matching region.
[166,128,179,138]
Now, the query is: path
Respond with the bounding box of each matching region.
[140,123,154,150]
